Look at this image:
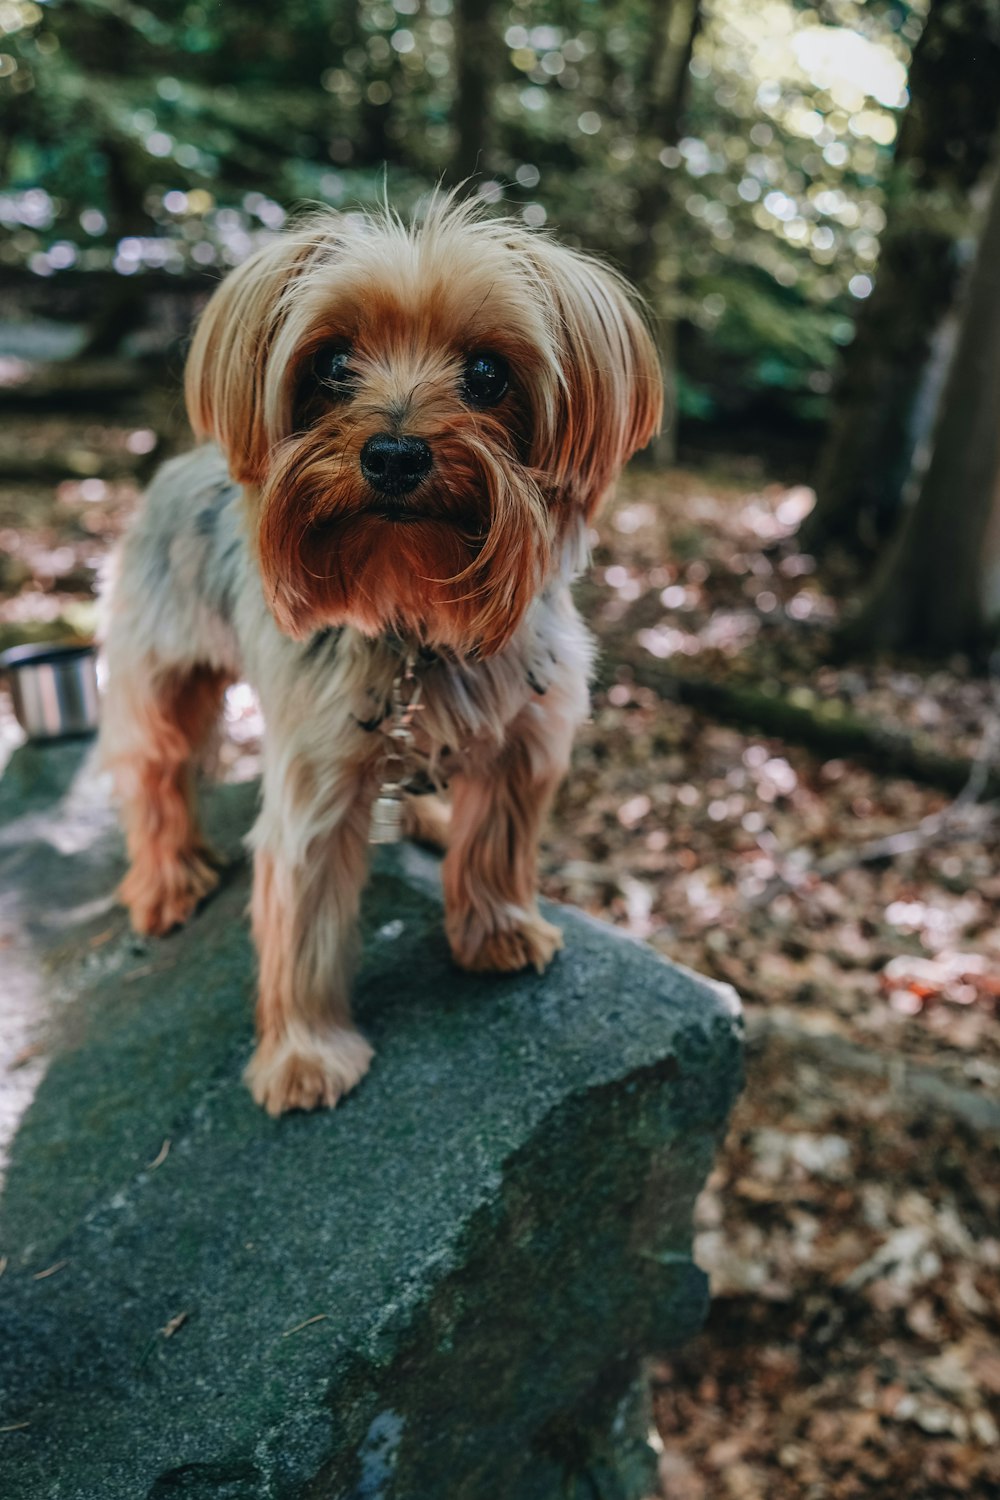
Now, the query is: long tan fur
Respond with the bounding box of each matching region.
[101,194,661,1115]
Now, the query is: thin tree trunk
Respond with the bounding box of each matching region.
[804,0,1000,555]
[843,164,1000,655]
[628,0,702,464]
[627,0,700,288]
[80,137,149,358]
[355,1,404,170]
[450,0,496,185]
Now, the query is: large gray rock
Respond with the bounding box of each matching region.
[0,741,742,1500]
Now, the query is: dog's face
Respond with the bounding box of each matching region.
[186,200,662,655]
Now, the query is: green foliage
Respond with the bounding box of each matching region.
[0,0,936,420]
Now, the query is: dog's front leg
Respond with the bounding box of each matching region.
[443,684,582,976]
[244,749,375,1117]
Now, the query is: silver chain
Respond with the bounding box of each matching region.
[369,651,425,845]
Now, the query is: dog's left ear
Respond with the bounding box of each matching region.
[523,237,663,519]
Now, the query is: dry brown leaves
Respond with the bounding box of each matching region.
[650,1037,1000,1499]
[543,470,1000,1079]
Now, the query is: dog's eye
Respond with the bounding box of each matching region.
[312,343,355,398]
[461,351,509,408]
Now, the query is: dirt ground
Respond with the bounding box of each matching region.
[1,389,998,1497]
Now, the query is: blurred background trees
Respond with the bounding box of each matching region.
[0,0,941,422]
[2,0,1000,650]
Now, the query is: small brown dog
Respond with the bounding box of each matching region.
[100,196,661,1115]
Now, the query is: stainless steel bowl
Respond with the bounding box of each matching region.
[1,641,100,740]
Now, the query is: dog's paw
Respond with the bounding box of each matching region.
[449,910,564,975]
[120,848,220,937]
[245,1025,374,1117]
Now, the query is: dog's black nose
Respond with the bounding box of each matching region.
[360,434,432,496]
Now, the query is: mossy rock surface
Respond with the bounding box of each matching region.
[0,741,742,1500]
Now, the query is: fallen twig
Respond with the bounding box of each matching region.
[146,1138,171,1171]
[746,655,1000,908]
[32,1260,67,1281]
[281,1314,328,1338]
[123,960,177,984]
[748,801,998,909]
[7,1043,45,1071]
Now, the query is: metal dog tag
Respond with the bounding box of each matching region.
[370,792,404,845]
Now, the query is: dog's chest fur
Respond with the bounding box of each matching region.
[117,444,592,775]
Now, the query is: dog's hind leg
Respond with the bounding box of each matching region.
[104,663,231,936]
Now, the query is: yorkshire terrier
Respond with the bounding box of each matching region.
[100,196,661,1116]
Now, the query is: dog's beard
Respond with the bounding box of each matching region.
[256,417,552,656]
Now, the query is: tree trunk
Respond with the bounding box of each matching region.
[450,0,496,185]
[627,0,702,465]
[80,137,150,358]
[843,164,1000,655]
[627,0,700,288]
[803,0,1000,555]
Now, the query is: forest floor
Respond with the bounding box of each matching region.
[1,384,998,1498]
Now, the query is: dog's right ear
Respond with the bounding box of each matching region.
[184,226,332,485]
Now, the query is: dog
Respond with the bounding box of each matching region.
[99,195,661,1116]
